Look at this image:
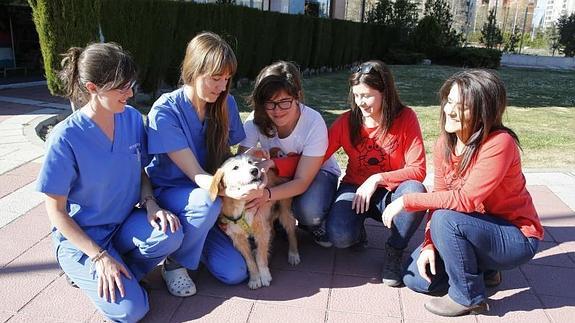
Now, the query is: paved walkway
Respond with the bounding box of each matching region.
[0,84,574,323]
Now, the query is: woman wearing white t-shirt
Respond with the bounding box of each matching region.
[238,61,340,247]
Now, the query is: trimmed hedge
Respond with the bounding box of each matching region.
[431,47,502,69]
[29,0,396,96]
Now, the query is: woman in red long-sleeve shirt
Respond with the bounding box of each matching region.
[382,70,543,317]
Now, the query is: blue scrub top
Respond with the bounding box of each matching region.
[145,88,246,189]
[36,106,148,258]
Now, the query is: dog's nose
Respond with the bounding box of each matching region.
[250,168,259,177]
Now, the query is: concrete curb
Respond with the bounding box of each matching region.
[24,110,72,148]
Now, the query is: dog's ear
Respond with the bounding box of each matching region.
[208,168,225,201]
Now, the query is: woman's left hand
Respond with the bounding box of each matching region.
[382,197,404,228]
[147,202,181,233]
[352,175,380,214]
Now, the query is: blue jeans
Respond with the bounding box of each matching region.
[292,169,339,227]
[327,180,426,249]
[403,210,539,306]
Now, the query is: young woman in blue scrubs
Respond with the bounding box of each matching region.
[146,32,262,296]
[37,43,183,323]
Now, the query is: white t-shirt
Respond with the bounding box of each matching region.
[241,104,341,177]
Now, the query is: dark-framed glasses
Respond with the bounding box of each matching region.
[115,80,137,94]
[264,98,294,111]
[355,63,375,74]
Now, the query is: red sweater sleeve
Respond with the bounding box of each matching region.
[404,133,516,213]
[272,113,345,178]
[420,138,448,250]
[379,109,426,190]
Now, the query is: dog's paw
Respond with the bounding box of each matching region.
[259,268,272,287]
[248,276,262,289]
[288,252,301,266]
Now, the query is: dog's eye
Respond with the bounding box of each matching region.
[232,165,239,170]
[248,160,254,165]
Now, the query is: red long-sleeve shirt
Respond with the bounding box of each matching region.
[274,107,426,191]
[403,131,544,249]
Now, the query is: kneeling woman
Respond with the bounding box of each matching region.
[37,43,182,322]
[382,70,543,316]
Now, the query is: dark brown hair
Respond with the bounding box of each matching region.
[348,60,406,147]
[58,42,137,110]
[181,31,237,173]
[248,61,303,137]
[439,69,520,175]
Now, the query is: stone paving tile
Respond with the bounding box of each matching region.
[0,269,56,312]
[531,241,575,268]
[3,237,61,279]
[139,289,183,323]
[521,264,575,299]
[6,313,73,323]
[0,311,14,323]
[269,233,336,274]
[0,204,50,268]
[333,247,384,278]
[0,162,40,199]
[256,270,331,310]
[327,310,401,323]
[250,303,326,323]
[476,291,549,323]
[539,295,575,323]
[18,275,95,322]
[0,182,44,228]
[170,295,253,323]
[329,274,401,318]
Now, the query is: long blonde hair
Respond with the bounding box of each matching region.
[181,31,237,173]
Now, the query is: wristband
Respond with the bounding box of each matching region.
[264,187,272,201]
[137,195,156,209]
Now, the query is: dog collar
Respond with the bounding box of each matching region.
[219,212,252,236]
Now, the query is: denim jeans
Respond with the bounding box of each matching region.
[403,210,539,306]
[292,169,339,227]
[326,180,426,249]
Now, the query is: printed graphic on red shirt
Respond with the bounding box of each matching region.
[357,136,399,172]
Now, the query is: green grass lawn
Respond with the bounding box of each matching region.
[232,65,575,169]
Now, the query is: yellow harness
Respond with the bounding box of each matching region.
[218,212,253,236]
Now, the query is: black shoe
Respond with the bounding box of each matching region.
[381,243,403,287]
[307,225,333,248]
[484,270,502,287]
[66,275,79,288]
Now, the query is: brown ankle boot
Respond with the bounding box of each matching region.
[424,295,489,317]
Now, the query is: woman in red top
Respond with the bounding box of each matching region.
[325,60,427,287]
[382,70,543,316]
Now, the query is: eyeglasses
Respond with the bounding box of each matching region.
[355,63,375,74]
[264,98,294,111]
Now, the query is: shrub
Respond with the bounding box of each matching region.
[432,47,501,69]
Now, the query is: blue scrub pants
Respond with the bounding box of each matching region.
[403,210,539,307]
[327,180,427,249]
[157,185,248,284]
[56,209,184,323]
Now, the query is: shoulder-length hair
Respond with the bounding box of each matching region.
[248,61,303,137]
[439,69,520,175]
[181,31,237,173]
[348,60,405,147]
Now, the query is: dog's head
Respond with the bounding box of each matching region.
[208,154,265,201]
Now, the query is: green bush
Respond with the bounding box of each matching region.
[29,0,408,95]
[384,49,425,65]
[432,47,501,69]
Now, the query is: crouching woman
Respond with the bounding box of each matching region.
[382,70,543,317]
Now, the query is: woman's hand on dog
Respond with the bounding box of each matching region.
[146,200,181,233]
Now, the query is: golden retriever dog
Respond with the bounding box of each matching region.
[208,154,300,289]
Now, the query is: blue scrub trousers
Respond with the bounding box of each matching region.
[403,210,539,306]
[56,209,184,323]
[156,184,249,284]
[327,180,427,249]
